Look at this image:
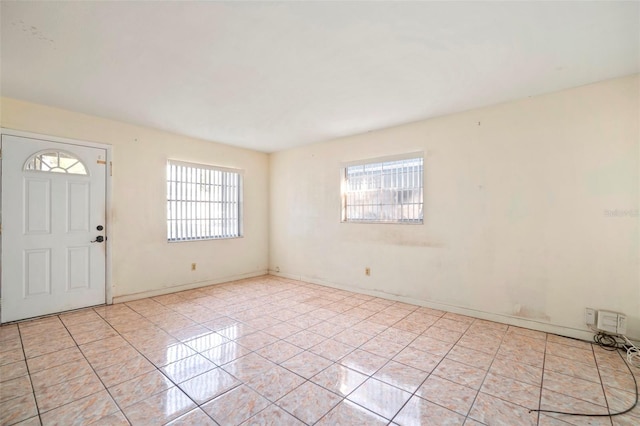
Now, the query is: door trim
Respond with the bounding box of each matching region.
[0,127,113,308]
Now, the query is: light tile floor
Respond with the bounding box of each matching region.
[1,275,638,425]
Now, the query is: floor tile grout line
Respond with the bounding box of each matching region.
[479,331,617,424]
[119,286,361,425]
[224,297,350,425]
[424,318,493,425]
[542,342,617,416]
[18,313,122,423]
[67,307,224,424]
[306,293,469,420]
[98,311,225,425]
[536,340,623,426]
[12,277,629,426]
[123,302,284,424]
[382,314,467,425]
[220,301,419,424]
[534,332,549,426]
[15,321,43,426]
[260,353,338,424]
[20,292,428,422]
[311,320,412,424]
[246,301,472,424]
[58,311,134,426]
[305,312,412,425]
[459,325,545,424]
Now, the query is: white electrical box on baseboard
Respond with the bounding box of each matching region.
[594,310,627,335]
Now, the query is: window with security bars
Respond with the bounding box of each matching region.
[342,155,423,223]
[167,160,243,241]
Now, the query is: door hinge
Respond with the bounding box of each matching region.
[97,159,107,165]
[110,161,113,177]
[0,148,2,159]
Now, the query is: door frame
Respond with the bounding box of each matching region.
[0,128,113,312]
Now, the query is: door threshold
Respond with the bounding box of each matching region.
[1,303,108,326]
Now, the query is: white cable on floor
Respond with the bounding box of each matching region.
[622,336,640,368]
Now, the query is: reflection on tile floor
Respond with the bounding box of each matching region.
[1,275,638,425]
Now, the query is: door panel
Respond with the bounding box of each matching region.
[25,178,51,234]
[68,182,90,232]
[1,134,107,322]
[67,246,90,290]
[24,249,51,296]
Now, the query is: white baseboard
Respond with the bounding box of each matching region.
[269,271,600,342]
[112,270,269,304]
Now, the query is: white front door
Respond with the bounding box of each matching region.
[1,134,107,323]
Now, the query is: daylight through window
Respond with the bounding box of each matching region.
[167,160,243,241]
[24,150,88,175]
[342,155,423,223]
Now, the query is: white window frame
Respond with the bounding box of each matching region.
[341,152,424,224]
[167,159,243,242]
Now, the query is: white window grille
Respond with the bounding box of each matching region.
[342,154,423,224]
[24,150,88,175]
[167,160,243,241]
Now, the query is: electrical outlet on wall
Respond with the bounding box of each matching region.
[365,267,371,276]
[585,308,596,326]
[617,314,627,335]
[191,263,196,271]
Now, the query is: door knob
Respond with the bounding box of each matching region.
[91,236,105,243]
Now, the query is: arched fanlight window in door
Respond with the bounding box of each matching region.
[23,150,88,175]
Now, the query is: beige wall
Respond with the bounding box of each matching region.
[270,75,640,340]
[1,98,270,301]
[2,75,638,339]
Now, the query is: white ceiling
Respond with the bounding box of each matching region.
[1,1,638,153]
